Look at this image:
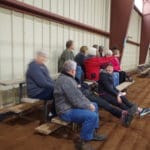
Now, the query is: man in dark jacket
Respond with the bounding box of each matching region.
[54,60,107,150]
[26,50,54,100]
[26,50,55,120]
[98,63,150,121]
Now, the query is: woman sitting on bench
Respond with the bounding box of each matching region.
[98,63,150,120]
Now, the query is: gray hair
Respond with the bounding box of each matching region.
[62,60,77,72]
[104,49,113,56]
[36,49,49,57]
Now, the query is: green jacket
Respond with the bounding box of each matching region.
[58,49,74,72]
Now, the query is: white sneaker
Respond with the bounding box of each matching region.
[140,108,150,117]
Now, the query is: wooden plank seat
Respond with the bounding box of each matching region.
[116,81,135,91]
[7,98,43,114]
[51,116,69,126]
[0,78,25,86]
[84,80,95,86]
[35,117,69,135]
[140,68,150,75]
[0,107,11,114]
[137,64,150,75]
[35,117,79,135]
[35,123,62,135]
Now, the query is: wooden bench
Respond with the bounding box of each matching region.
[35,117,69,135]
[116,81,135,91]
[0,73,59,116]
[7,98,43,114]
[140,68,150,76]
[137,64,150,76]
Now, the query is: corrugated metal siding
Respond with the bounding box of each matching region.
[0,7,109,81]
[121,10,142,71]
[16,0,111,32]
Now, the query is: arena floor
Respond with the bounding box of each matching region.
[0,76,150,150]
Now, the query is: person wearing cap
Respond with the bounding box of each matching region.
[26,50,54,100]
[54,60,107,150]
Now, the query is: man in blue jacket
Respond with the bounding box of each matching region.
[26,50,55,119]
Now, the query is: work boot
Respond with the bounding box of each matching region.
[92,133,107,141]
[74,140,95,150]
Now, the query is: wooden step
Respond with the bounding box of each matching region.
[7,101,43,114]
[140,68,150,75]
[51,117,69,126]
[35,123,61,135]
[21,98,40,103]
[116,81,134,91]
[0,107,10,114]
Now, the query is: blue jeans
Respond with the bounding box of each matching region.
[60,103,99,141]
[113,72,119,86]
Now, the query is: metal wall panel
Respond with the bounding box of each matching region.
[121,44,140,71]
[121,10,142,70]
[0,8,12,80]
[0,9,108,79]
[127,10,142,43]
[15,0,111,31]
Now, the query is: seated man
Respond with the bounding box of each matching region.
[26,50,55,118]
[54,60,107,150]
[98,63,150,120]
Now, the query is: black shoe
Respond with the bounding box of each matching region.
[121,110,133,127]
[74,140,95,150]
[92,134,107,141]
[124,114,133,127]
[140,108,150,117]
[128,104,138,116]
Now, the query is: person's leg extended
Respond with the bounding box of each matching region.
[120,96,134,108]
[88,94,122,118]
[101,93,129,110]
[60,109,98,141]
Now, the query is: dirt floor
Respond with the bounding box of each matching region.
[0,76,150,150]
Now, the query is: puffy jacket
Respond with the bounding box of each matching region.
[84,56,116,81]
[54,73,91,115]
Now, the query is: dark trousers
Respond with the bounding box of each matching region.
[119,71,126,83]
[100,93,133,112]
[32,88,56,118]
[86,93,122,118]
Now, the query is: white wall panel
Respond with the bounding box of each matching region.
[121,44,140,71]
[12,12,24,79]
[64,0,70,18]
[50,22,58,74]
[16,0,111,31]
[127,10,142,43]
[24,15,34,71]
[33,0,42,8]
[0,7,109,80]
[34,18,42,51]
[122,10,142,70]
[0,8,12,80]
[58,0,64,16]
[50,0,58,14]
[24,0,33,5]
[43,0,50,11]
